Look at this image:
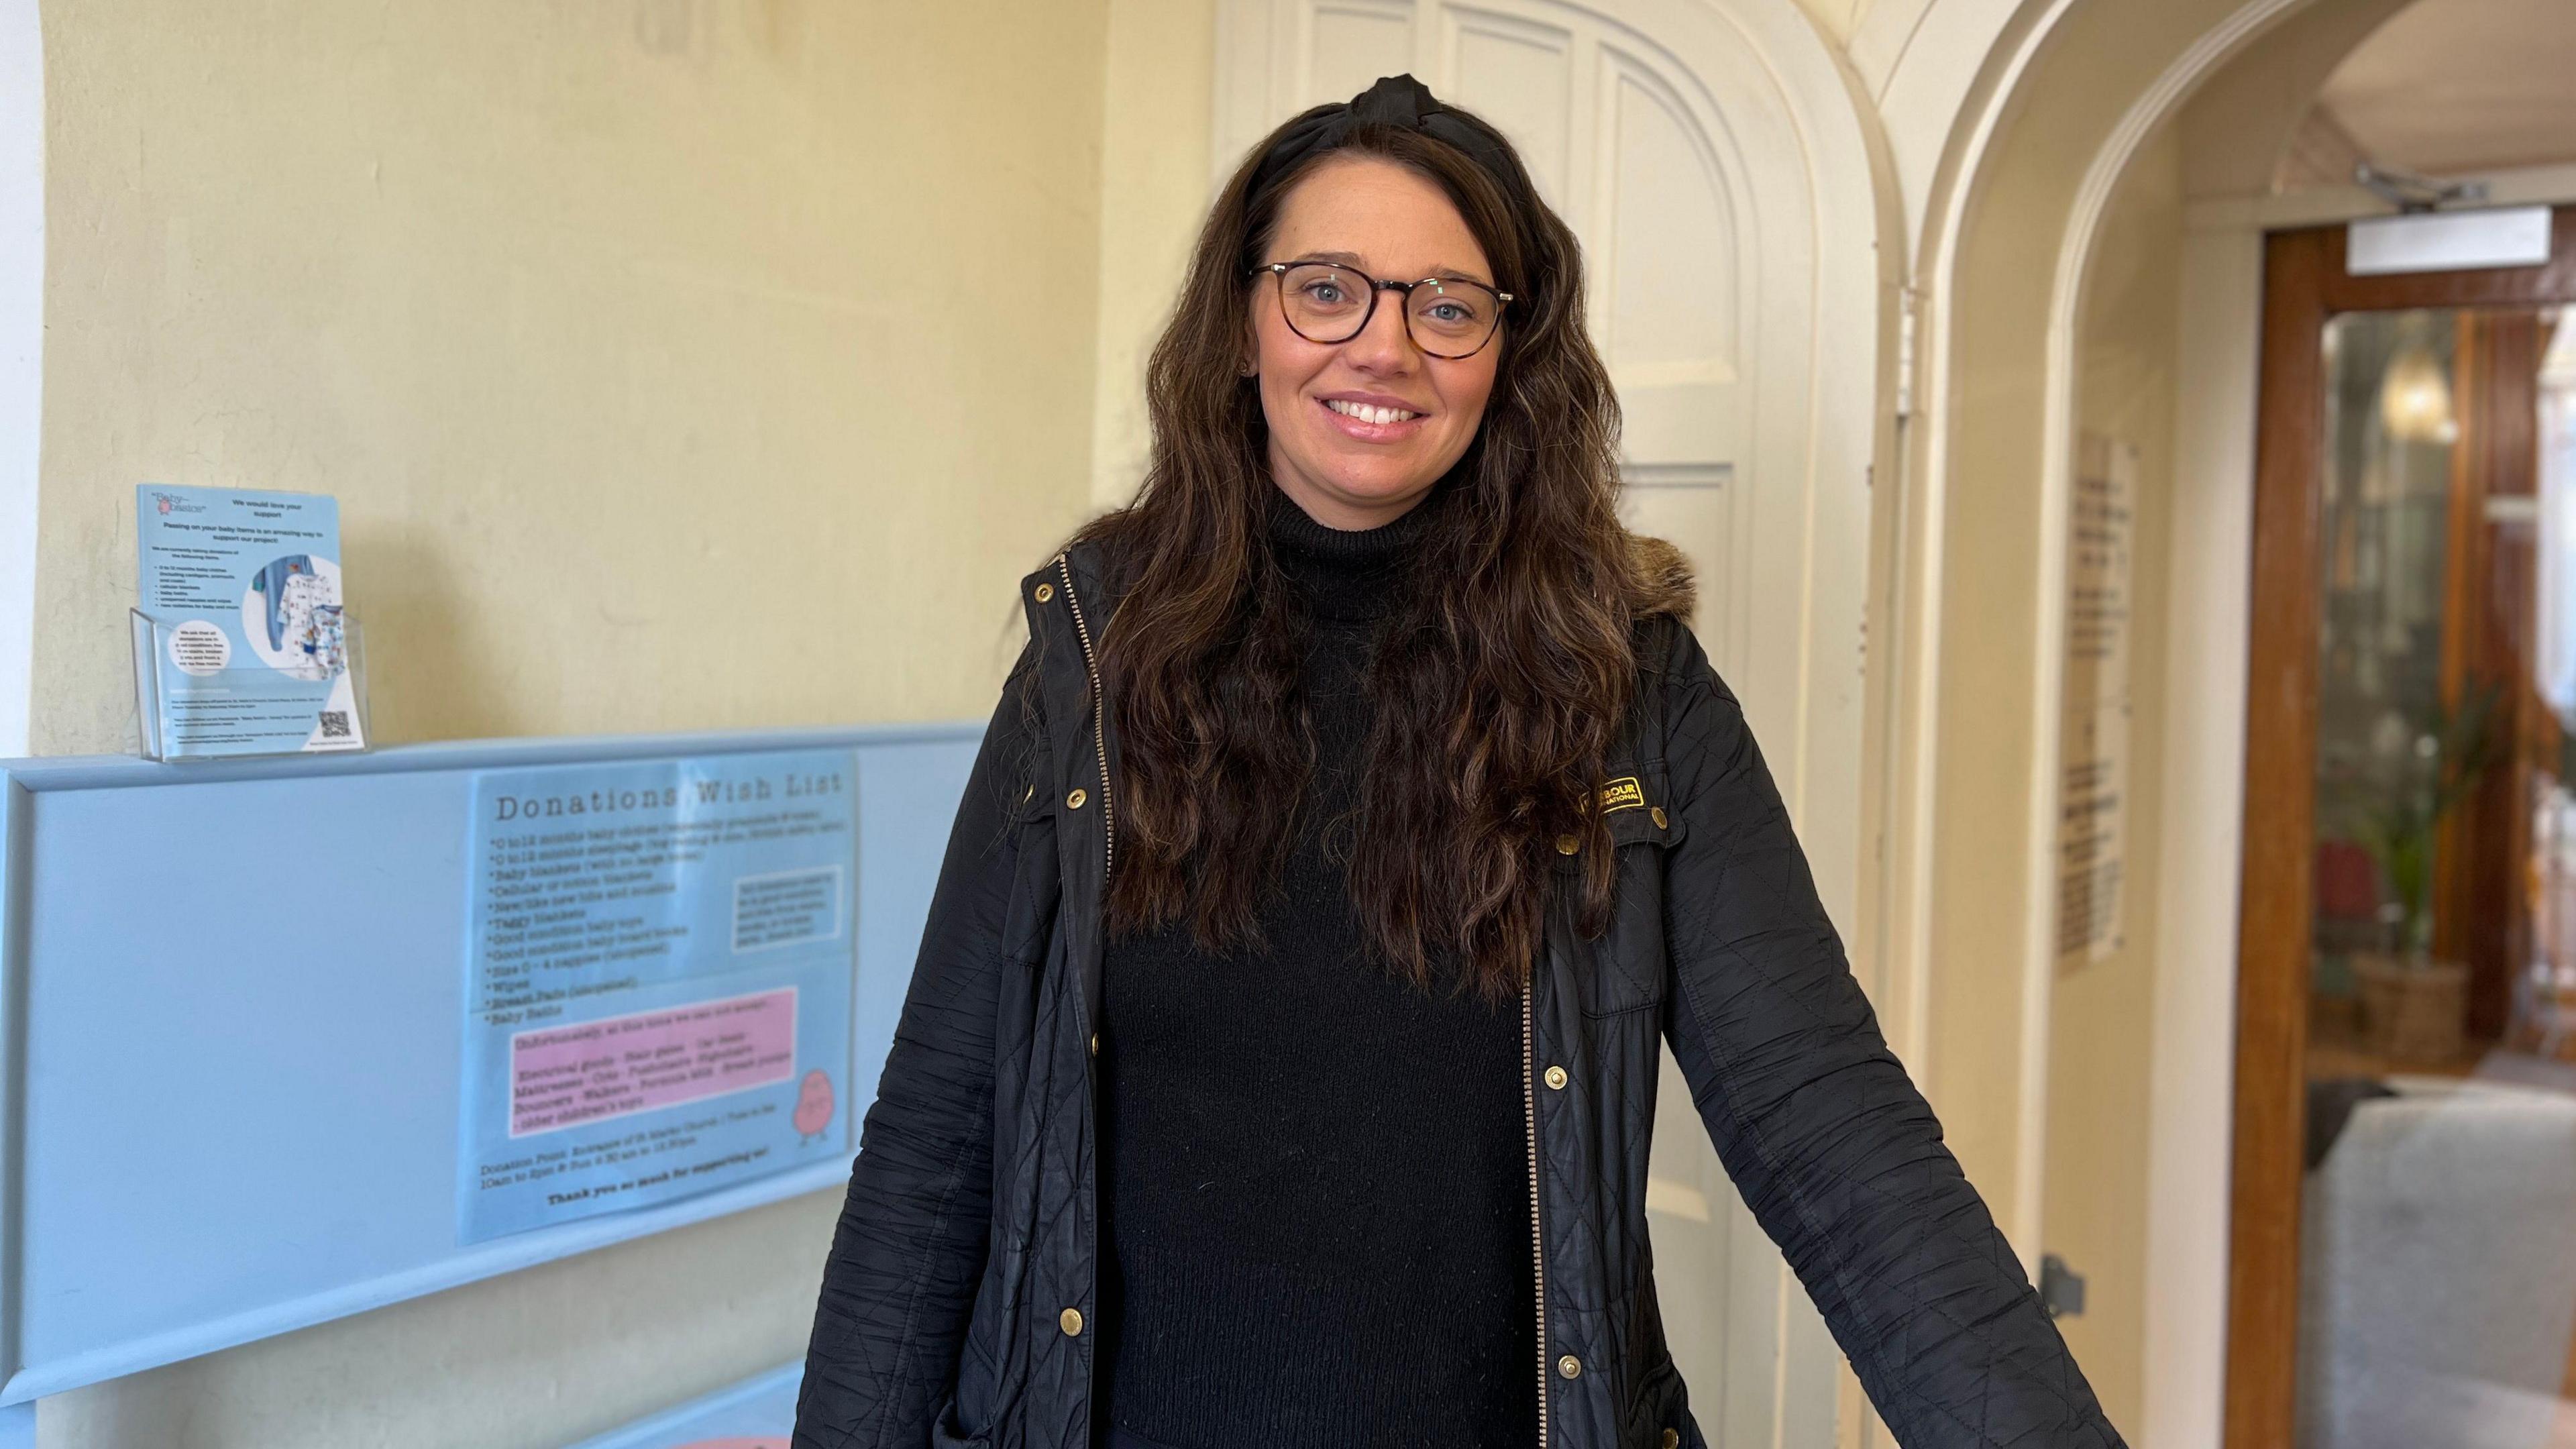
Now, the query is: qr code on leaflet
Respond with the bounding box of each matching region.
[319,710,351,739]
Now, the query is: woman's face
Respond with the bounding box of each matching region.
[1251,156,1503,530]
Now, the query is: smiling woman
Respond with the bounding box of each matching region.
[1245,157,1505,527]
[794,72,2125,1449]
[1077,70,1658,1016]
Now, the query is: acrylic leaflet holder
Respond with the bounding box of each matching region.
[129,606,372,761]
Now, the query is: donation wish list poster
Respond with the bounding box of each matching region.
[459,749,856,1242]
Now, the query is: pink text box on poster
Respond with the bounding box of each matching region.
[510,987,798,1137]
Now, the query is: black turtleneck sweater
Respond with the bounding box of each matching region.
[1096,490,1540,1449]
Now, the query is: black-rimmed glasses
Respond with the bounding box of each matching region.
[1249,262,1512,360]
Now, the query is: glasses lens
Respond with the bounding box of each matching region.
[1407,281,1499,356]
[1279,264,1371,343]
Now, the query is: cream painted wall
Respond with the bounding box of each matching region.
[1923,95,2063,1224]
[2038,119,2184,1432]
[1089,0,1219,509]
[35,0,1113,758]
[46,1195,844,1449]
[32,1,1128,1446]
[0,0,36,759]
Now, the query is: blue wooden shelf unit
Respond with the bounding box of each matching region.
[0,724,979,1426]
[564,1360,802,1449]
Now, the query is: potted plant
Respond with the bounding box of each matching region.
[2345,679,2502,1063]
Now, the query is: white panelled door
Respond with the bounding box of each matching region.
[1214,3,1891,1444]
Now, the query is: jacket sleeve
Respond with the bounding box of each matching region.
[794,639,1044,1449]
[1652,621,2125,1447]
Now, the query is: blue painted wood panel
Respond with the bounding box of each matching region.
[564,1361,800,1449]
[0,725,980,1405]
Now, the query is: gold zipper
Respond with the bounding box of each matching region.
[1053,553,1114,881]
[1523,963,1549,1446]
[1058,552,1115,1438]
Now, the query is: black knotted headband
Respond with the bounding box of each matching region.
[1248,73,1521,203]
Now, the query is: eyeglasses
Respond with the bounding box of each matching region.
[1248,262,1512,360]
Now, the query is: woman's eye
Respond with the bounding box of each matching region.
[1303,282,1347,304]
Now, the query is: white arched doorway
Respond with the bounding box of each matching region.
[1212,1,1896,1441]
[1873,2,2349,1443]
[1876,0,2576,1444]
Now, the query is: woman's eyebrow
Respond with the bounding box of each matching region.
[1291,250,1496,286]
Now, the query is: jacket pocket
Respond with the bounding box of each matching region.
[998,808,1061,972]
[930,1393,992,1448]
[1635,1352,1705,1449]
[1572,763,1684,1018]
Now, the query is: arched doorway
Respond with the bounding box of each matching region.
[1881,0,2576,1443]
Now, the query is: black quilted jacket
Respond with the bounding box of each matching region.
[794,541,2126,1449]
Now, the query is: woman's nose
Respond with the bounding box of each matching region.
[1342,290,1419,371]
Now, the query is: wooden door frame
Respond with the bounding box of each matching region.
[2226,204,2576,1448]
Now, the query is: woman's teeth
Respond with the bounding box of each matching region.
[1325,398,1419,425]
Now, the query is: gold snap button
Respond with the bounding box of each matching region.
[1544,1065,1567,1090]
[1650,806,1668,830]
[1034,582,1055,603]
[1059,1307,1083,1336]
[1088,1033,1099,1056]
[1554,833,1579,855]
[1556,1354,1582,1379]
[1067,788,1088,810]
[1662,1430,1680,1449]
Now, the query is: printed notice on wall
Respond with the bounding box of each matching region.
[2055,435,2137,971]
[134,483,366,757]
[458,750,856,1242]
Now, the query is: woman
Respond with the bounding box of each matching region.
[795,75,2125,1449]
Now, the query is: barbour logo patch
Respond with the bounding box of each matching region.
[1599,777,1646,813]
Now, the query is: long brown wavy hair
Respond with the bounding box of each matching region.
[1071,101,1693,1005]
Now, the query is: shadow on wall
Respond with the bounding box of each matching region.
[344,523,525,744]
